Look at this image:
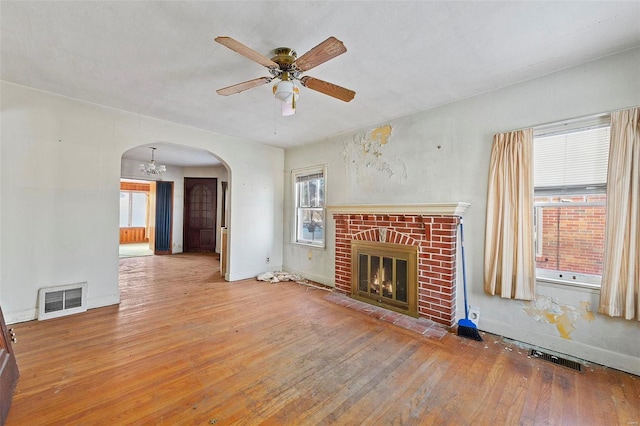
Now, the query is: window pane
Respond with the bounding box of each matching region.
[298,181,311,207]
[297,208,324,243]
[119,192,130,227]
[297,175,323,208]
[534,194,605,283]
[317,176,324,206]
[131,192,148,227]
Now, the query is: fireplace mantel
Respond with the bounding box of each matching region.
[326,202,470,216]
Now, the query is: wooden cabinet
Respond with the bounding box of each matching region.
[0,305,19,425]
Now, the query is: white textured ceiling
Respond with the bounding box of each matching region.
[2,1,640,163]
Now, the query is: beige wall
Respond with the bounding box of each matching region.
[283,48,640,375]
[1,81,284,322]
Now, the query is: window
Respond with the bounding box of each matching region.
[119,191,148,227]
[533,115,610,286]
[293,166,325,247]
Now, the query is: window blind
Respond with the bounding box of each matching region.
[533,125,610,189]
[295,172,323,184]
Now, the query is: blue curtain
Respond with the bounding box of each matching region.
[155,181,173,253]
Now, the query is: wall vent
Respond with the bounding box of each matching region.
[529,349,583,372]
[38,282,88,320]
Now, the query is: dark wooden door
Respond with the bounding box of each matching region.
[184,178,217,252]
[0,305,19,424]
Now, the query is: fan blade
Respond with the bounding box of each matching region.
[300,76,355,102]
[294,37,347,72]
[216,77,273,96]
[215,36,279,69]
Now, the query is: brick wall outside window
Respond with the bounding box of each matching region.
[535,194,606,277]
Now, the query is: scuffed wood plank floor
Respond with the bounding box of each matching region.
[7,253,640,425]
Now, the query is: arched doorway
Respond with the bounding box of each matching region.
[120,143,230,267]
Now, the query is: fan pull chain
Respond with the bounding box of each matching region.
[273,97,278,135]
[292,83,297,111]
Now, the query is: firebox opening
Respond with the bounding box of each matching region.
[351,240,418,317]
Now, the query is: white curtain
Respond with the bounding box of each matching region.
[599,107,640,320]
[484,129,536,300]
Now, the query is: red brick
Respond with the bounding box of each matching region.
[332,211,460,326]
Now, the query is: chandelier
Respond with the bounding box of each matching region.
[139,147,166,176]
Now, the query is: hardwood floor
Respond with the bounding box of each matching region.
[6,253,640,425]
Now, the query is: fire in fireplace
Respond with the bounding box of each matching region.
[351,240,418,317]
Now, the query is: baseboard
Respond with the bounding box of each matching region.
[282,265,334,288]
[480,318,640,376]
[6,293,121,324]
[227,265,334,288]
[5,309,38,324]
[227,266,283,282]
[88,293,120,310]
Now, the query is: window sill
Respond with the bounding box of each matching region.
[292,241,325,250]
[536,277,600,293]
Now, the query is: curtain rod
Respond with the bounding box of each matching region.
[505,105,638,135]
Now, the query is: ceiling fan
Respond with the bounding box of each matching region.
[215,36,355,115]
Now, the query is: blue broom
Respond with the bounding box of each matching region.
[457,219,482,341]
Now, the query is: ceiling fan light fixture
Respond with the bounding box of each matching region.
[216,36,355,108]
[273,80,298,104]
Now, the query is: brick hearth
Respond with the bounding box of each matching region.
[329,203,469,327]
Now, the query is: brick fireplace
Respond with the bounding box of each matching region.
[329,203,469,327]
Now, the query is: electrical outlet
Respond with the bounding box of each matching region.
[265,257,270,264]
[468,306,480,327]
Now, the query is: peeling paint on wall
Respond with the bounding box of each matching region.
[370,124,392,146]
[579,301,596,322]
[522,295,595,340]
[341,124,407,193]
